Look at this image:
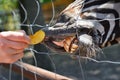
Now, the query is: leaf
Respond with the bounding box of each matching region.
[30,30,45,45]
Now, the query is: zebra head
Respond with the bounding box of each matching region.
[42,0,103,57]
[42,20,101,57]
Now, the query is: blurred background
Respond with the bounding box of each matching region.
[0,0,120,80]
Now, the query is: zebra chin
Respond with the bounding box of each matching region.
[75,34,102,57]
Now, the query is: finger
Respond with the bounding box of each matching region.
[12,52,24,59]
[0,31,30,44]
[8,41,28,49]
[2,38,29,49]
[10,52,24,63]
[3,47,24,55]
[2,52,24,64]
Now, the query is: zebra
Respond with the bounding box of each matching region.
[42,0,120,57]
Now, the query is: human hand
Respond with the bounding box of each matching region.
[0,30,30,63]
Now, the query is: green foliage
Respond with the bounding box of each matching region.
[0,0,18,12]
[0,0,20,31]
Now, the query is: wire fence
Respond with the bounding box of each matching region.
[0,0,120,80]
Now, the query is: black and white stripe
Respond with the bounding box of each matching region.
[78,0,120,47]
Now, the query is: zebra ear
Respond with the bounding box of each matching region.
[60,0,84,18]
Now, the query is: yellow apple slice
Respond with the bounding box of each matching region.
[30,30,45,44]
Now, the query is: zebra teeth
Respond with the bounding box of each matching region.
[63,36,79,54]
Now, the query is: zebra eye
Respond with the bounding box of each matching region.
[57,14,71,23]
